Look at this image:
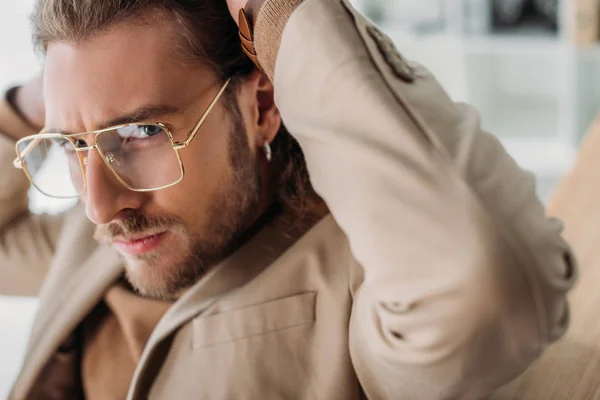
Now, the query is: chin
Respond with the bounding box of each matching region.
[122,252,192,301]
[113,216,244,300]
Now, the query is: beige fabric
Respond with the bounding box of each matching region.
[81,283,172,400]
[274,2,574,397]
[254,0,304,80]
[1,0,576,399]
[0,99,63,297]
[487,115,600,400]
[0,90,38,139]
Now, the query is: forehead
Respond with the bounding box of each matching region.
[44,18,212,131]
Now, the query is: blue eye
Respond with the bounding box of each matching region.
[141,125,164,137]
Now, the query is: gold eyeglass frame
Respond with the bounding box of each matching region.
[13,78,231,199]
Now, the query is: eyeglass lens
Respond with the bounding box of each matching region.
[16,124,183,198]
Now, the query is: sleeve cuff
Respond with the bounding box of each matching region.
[254,0,305,80]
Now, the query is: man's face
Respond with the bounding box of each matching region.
[44,15,273,300]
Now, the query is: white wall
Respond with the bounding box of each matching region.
[0,1,39,88]
[0,299,38,396]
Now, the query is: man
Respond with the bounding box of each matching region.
[0,0,576,398]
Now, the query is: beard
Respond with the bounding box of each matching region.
[94,105,262,300]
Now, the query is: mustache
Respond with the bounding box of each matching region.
[94,210,180,243]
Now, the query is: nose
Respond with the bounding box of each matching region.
[82,150,144,225]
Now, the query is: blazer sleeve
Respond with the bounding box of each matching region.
[254,0,577,398]
[0,94,65,297]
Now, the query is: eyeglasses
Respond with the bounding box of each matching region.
[13,78,231,199]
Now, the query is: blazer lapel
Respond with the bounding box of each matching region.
[11,245,124,398]
[127,218,315,400]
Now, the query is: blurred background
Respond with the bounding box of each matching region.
[353,0,600,201]
[1,0,600,396]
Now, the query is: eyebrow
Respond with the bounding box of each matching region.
[45,104,180,135]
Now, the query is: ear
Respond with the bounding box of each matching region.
[244,68,281,149]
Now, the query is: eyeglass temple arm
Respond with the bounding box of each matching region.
[174,78,232,150]
[13,138,42,169]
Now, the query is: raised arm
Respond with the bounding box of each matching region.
[234,0,577,398]
[0,82,65,297]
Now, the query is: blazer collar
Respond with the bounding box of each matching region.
[11,244,124,398]
[127,216,314,399]
[13,209,325,399]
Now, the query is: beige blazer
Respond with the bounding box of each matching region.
[0,0,575,399]
[488,115,600,400]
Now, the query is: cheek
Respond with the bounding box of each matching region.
[181,115,233,191]
[148,127,233,225]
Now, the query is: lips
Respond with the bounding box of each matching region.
[112,231,168,255]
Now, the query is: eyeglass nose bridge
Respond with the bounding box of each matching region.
[75,140,127,197]
[73,140,97,167]
[76,146,122,170]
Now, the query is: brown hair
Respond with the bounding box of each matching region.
[32,0,326,229]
